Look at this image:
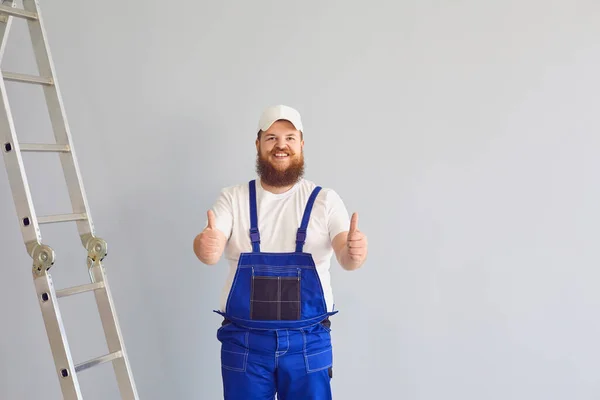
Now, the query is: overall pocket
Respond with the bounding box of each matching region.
[216,323,249,372]
[221,348,248,372]
[250,267,301,321]
[305,345,333,373]
[303,322,333,373]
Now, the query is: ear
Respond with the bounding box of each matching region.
[255,138,260,151]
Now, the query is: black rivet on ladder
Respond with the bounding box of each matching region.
[23,217,30,226]
[60,369,69,378]
[3,142,11,152]
[41,293,49,302]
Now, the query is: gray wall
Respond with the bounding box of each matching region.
[2,0,600,399]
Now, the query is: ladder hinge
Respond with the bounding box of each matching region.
[81,234,108,262]
[26,241,55,275]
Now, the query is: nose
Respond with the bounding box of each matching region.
[275,137,288,148]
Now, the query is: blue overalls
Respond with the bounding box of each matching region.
[214,180,338,399]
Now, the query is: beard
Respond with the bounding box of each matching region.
[256,146,305,187]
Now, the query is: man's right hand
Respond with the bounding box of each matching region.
[193,210,226,265]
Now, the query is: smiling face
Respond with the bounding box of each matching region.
[255,119,304,188]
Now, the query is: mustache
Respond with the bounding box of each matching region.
[270,147,295,155]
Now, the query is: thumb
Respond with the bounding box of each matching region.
[349,212,358,233]
[207,209,216,229]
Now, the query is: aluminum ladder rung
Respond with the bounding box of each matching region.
[38,213,87,224]
[56,282,105,298]
[19,143,71,152]
[0,4,38,20]
[2,71,53,85]
[75,350,123,373]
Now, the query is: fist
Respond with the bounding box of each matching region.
[346,212,367,262]
[197,210,224,260]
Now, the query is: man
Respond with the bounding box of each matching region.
[193,104,368,399]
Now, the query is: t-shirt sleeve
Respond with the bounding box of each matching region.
[324,189,351,241]
[206,188,233,240]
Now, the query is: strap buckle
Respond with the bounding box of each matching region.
[296,228,307,244]
[249,227,260,243]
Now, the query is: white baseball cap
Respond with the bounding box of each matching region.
[257,105,303,132]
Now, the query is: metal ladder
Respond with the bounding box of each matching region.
[0,1,138,399]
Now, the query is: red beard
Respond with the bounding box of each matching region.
[255,147,305,187]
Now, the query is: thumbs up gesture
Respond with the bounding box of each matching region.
[345,212,368,265]
[193,210,226,265]
[206,209,217,231]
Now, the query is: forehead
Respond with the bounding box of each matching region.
[261,120,301,138]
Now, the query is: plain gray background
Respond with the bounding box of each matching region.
[2,0,600,399]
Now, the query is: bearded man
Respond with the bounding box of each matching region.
[193,104,368,400]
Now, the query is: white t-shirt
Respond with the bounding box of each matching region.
[209,177,351,313]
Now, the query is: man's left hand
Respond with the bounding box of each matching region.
[346,212,368,264]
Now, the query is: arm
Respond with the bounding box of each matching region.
[324,189,368,271]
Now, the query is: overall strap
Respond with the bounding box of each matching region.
[295,186,322,252]
[248,180,261,252]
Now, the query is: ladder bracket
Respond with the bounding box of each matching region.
[82,234,107,262]
[27,242,55,275]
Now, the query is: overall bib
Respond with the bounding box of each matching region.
[214,180,338,399]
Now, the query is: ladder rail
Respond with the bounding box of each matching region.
[34,272,85,399]
[90,260,139,399]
